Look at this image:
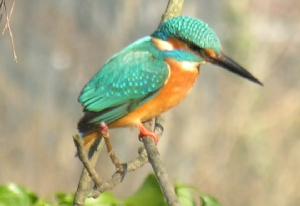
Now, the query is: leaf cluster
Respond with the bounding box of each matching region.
[0,175,221,206]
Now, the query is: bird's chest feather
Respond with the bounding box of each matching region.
[156,58,200,110]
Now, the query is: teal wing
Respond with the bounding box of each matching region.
[78,40,169,133]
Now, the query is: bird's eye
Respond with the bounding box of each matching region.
[188,43,198,51]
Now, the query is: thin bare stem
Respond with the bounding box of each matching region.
[142,116,180,206]
[139,1,184,205]
[1,0,17,62]
[101,125,123,173]
[91,147,149,197]
[73,135,104,206]
[161,0,185,23]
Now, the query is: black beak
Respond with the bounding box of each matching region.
[205,52,263,86]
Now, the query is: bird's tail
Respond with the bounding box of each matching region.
[81,130,102,149]
[78,114,102,149]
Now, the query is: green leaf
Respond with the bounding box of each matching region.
[0,183,38,206]
[200,194,221,206]
[55,192,74,206]
[0,177,222,206]
[124,174,166,206]
[175,184,195,206]
[54,191,120,206]
[84,192,120,206]
[174,183,222,206]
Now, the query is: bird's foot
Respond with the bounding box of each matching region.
[100,122,126,178]
[100,122,109,138]
[136,123,159,145]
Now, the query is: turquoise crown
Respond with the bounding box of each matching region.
[152,16,221,55]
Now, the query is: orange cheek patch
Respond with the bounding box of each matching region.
[167,37,189,50]
[204,48,217,58]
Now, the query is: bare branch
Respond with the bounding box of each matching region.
[73,117,168,202]
[91,146,149,198]
[161,0,185,23]
[73,135,103,187]
[142,116,181,206]
[73,135,104,206]
[1,0,17,62]
[139,1,185,205]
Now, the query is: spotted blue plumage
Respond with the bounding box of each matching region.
[79,37,167,111]
[78,37,168,125]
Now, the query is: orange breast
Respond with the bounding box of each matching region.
[109,58,200,128]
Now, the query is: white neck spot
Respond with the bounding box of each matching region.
[152,37,174,51]
[180,61,203,71]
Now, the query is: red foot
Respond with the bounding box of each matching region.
[136,124,158,145]
[100,122,109,136]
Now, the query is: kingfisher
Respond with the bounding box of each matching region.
[77,16,262,148]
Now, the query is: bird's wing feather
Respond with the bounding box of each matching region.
[78,44,169,127]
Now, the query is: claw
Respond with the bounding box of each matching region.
[136,123,159,145]
[120,164,128,182]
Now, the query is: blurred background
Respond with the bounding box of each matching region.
[0,0,299,205]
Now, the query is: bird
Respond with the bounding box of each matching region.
[77,16,262,149]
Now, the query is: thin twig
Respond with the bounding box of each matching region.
[1,0,17,62]
[142,116,180,206]
[161,0,185,23]
[90,116,164,198]
[73,135,103,186]
[73,133,150,202]
[73,135,104,206]
[91,146,149,197]
[101,124,124,173]
[73,117,165,201]
[140,1,185,205]
[0,0,4,22]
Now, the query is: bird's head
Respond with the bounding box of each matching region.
[151,16,262,85]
